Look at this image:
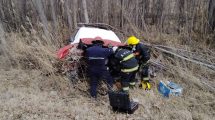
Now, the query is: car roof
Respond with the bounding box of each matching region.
[71,27,121,44]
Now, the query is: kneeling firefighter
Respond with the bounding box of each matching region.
[127,36,151,90]
[112,47,139,92]
[85,37,114,98]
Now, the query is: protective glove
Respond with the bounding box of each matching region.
[112,46,118,52]
[139,80,151,90]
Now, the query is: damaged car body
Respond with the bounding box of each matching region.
[57,24,126,84]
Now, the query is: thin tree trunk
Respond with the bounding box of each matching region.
[156,0,164,31]
[65,0,72,31]
[0,1,5,21]
[103,0,109,23]
[209,0,215,30]
[135,0,139,26]
[120,0,124,28]
[34,0,51,43]
[178,0,185,33]
[82,0,89,23]
[73,0,77,29]
[50,0,58,30]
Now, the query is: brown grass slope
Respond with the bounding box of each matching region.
[0,0,214,119]
[0,30,214,120]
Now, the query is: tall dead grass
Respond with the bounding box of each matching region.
[0,23,214,120]
[0,0,214,119]
[4,33,53,71]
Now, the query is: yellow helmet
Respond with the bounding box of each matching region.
[127,36,140,45]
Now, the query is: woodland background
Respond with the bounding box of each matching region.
[0,0,214,37]
[0,0,214,120]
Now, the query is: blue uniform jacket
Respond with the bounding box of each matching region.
[86,45,113,71]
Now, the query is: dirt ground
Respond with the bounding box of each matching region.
[0,66,214,120]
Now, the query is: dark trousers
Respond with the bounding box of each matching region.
[120,71,136,88]
[140,62,149,81]
[89,69,113,98]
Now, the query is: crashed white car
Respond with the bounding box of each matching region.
[57,26,124,59]
[57,25,125,81]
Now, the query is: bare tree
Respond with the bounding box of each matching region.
[0,0,212,35]
[120,0,124,28]
[33,0,51,43]
[82,0,89,23]
[65,0,72,31]
[0,1,5,21]
[102,0,109,23]
[209,0,215,30]
[73,0,78,28]
[178,0,185,32]
[50,0,58,31]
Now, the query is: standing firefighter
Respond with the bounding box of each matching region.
[127,36,151,90]
[112,47,139,92]
[85,37,113,98]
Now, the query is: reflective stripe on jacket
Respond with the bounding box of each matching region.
[86,45,113,70]
[121,65,139,73]
[114,48,138,72]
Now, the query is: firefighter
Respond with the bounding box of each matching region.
[127,36,151,90]
[85,37,113,98]
[112,46,139,92]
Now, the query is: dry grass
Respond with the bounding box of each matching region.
[0,0,214,119]
[0,69,214,120]
[0,29,214,120]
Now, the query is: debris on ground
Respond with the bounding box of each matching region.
[158,81,183,97]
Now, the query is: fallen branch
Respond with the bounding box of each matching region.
[155,45,215,60]
[153,46,215,71]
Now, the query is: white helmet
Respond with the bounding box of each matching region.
[112,46,118,52]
